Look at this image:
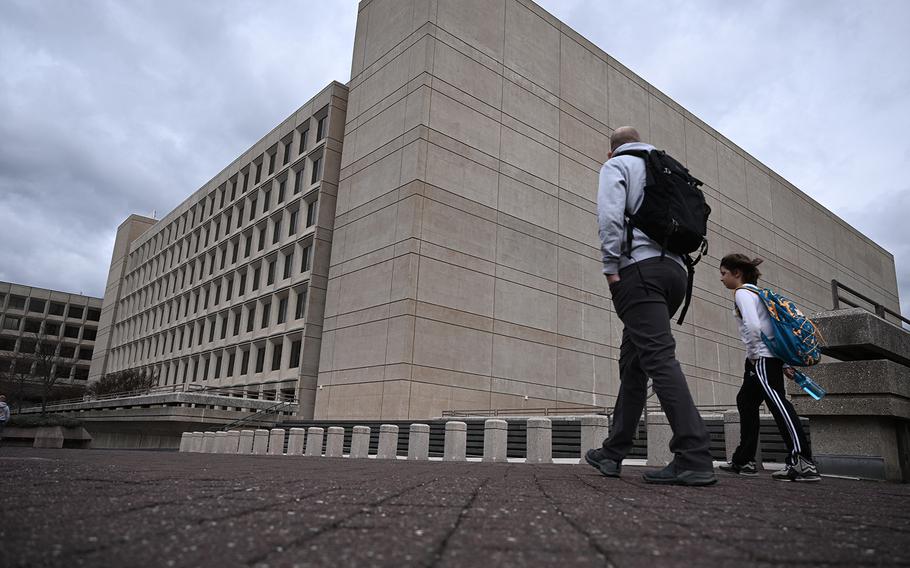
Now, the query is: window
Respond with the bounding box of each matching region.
[60,345,76,359]
[261,302,271,328]
[283,251,293,280]
[240,349,250,374]
[298,128,309,155]
[203,357,210,381]
[277,297,288,324]
[233,311,241,336]
[300,243,311,272]
[220,314,227,340]
[208,320,215,342]
[254,161,262,185]
[232,241,239,264]
[272,219,282,244]
[244,234,252,258]
[277,179,286,204]
[220,247,226,270]
[246,305,255,333]
[214,355,222,379]
[62,324,79,338]
[267,260,276,285]
[252,267,261,291]
[242,171,249,192]
[83,327,96,341]
[45,322,60,336]
[8,295,26,310]
[239,273,247,296]
[263,189,271,213]
[311,156,322,184]
[48,302,65,316]
[86,308,101,321]
[288,210,298,236]
[255,347,265,373]
[3,317,21,331]
[283,139,292,165]
[78,347,93,360]
[249,200,257,221]
[225,279,233,301]
[268,151,276,175]
[289,340,301,369]
[306,200,318,227]
[227,351,236,376]
[28,298,46,314]
[24,319,41,333]
[215,285,221,305]
[271,344,282,371]
[258,228,265,251]
[316,116,327,142]
[231,179,237,201]
[294,169,304,194]
[295,289,307,320]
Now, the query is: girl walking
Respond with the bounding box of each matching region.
[719,253,820,482]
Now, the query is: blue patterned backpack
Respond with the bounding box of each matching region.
[738,284,823,366]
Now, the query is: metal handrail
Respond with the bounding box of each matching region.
[831,279,909,326]
[213,400,296,431]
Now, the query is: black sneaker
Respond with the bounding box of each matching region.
[719,461,758,476]
[642,463,717,486]
[584,448,622,478]
[773,456,821,482]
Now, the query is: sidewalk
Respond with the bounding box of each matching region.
[1,447,907,567]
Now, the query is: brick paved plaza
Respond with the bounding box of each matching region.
[1,448,908,567]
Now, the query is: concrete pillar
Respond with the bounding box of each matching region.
[647,412,673,466]
[224,431,241,454]
[201,432,216,453]
[580,415,610,459]
[305,427,325,457]
[252,429,270,454]
[408,424,430,460]
[526,417,552,464]
[483,419,508,463]
[444,421,467,461]
[179,432,191,452]
[214,431,228,453]
[350,425,371,458]
[268,429,286,456]
[377,424,399,459]
[724,409,763,467]
[190,432,204,452]
[325,427,344,457]
[238,430,255,454]
[287,428,306,455]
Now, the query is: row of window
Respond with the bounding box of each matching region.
[125,109,329,280]
[0,317,97,341]
[155,336,304,385]
[0,336,93,361]
[118,192,319,322]
[112,239,313,349]
[109,286,309,369]
[0,294,100,321]
[0,358,90,381]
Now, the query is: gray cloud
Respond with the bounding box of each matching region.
[1,0,907,320]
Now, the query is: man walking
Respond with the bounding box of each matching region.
[0,394,10,447]
[585,127,716,486]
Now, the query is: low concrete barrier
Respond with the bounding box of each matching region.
[268,429,286,456]
[723,410,763,467]
[287,428,306,455]
[252,429,269,454]
[201,432,216,453]
[526,418,552,464]
[33,426,65,449]
[408,424,430,460]
[224,431,241,454]
[214,432,228,453]
[238,430,255,454]
[351,426,370,458]
[483,419,508,463]
[305,427,325,457]
[179,432,191,452]
[325,427,344,457]
[377,424,398,459]
[580,415,609,458]
[444,421,467,461]
[646,412,672,466]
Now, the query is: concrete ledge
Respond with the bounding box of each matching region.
[813,309,910,365]
[788,359,910,396]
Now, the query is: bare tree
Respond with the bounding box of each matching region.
[31,332,63,414]
[86,368,158,398]
[1,351,35,414]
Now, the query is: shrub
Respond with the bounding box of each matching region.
[7,414,83,428]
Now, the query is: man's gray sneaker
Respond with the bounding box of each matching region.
[585,448,621,478]
[773,456,821,482]
[642,463,717,486]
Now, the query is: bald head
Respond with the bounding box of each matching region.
[610,127,641,152]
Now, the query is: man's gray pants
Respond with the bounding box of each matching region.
[601,257,714,472]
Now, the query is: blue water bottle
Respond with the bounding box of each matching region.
[792,370,826,400]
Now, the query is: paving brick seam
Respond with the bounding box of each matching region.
[426,476,489,568]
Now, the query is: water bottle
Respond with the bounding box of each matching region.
[792,370,826,400]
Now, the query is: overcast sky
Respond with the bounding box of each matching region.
[1,0,908,317]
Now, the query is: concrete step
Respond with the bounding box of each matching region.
[813,308,910,366]
[788,360,910,420]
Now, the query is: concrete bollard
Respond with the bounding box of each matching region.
[483,419,508,463]
[224,431,241,454]
[723,409,762,468]
[526,417,552,464]
[408,424,430,460]
[201,432,217,453]
[252,429,270,454]
[214,431,228,453]
[647,412,673,466]
[377,424,399,459]
[179,432,191,452]
[305,427,325,457]
[444,421,467,461]
[238,430,255,454]
[580,415,610,459]
[268,429,286,455]
[287,428,306,455]
[350,426,371,458]
[325,427,344,457]
[190,432,205,452]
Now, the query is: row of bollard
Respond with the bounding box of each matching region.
[179,416,612,462]
[179,411,761,465]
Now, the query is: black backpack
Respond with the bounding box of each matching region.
[612,148,711,325]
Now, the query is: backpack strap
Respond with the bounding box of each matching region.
[611,149,652,259]
[676,255,696,325]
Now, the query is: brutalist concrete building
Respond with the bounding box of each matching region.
[89,0,901,421]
